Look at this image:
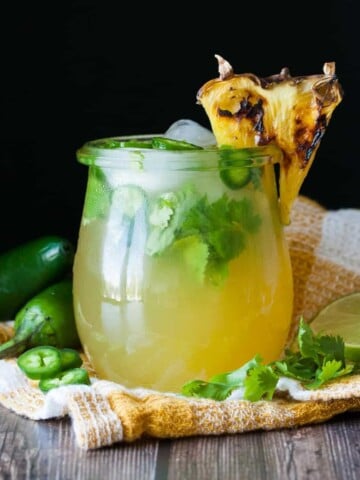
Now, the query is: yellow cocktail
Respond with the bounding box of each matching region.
[73,137,293,392]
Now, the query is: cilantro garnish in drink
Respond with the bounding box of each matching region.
[146,184,261,285]
[82,136,265,286]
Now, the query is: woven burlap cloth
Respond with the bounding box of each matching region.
[1,196,360,449]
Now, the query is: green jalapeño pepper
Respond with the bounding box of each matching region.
[59,348,83,370]
[17,346,62,380]
[0,279,80,358]
[0,236,75,321]
[151,137,202,150]
[39,367,91,392]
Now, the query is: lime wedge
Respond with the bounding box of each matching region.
[310,293,360,362]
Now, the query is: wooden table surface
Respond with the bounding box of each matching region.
[0,404,359,480]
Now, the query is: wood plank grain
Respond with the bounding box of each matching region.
[261,424,336,479]
[323,412,360,480]
[167,433,268,480]
[261,413,360,480]
[1,403,360,480]
[167,412,360,480]
[0,405,159,480]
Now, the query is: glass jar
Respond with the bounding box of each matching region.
[73,136,293,392]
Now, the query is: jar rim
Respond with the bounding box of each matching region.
[76,134,283,170]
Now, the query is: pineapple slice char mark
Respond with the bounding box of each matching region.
[197,55,343,224]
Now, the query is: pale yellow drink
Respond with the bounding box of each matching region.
[73,138,293,392]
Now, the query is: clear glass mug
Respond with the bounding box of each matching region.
[73,136,293,392]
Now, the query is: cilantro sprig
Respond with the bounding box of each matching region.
[181,318,356,401]
[146,184,261,285]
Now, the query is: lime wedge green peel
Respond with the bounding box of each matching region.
[310,292,360,362]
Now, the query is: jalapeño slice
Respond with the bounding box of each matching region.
[59,348,83,370]
[151,137,203,150]
[118,140,153,148]
[39,367,91,392]
[17,346,62,380]
[219,147,253,189]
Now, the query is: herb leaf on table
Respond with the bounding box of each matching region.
[181,318,356,401]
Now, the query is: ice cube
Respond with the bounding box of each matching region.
[164,119,216,148]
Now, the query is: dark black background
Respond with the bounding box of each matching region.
[1,1,359,252]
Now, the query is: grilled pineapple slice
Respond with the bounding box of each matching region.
[197,55,343,224]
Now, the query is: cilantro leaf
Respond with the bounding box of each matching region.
[307,360,353,389]
[178,194,259,284]
[297,317,320,362]
[275,317,352,389]
[210,355,263,386]
[206,229,245,262]
[317,335,345,366]
[227,196,261,233]
[145,184,200,256]
[274,354,318,381]
[181,379,235,401]
[170,236,209,283]
[181,355,263,401]
[205,260,229,286]
[244,364,279,401]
